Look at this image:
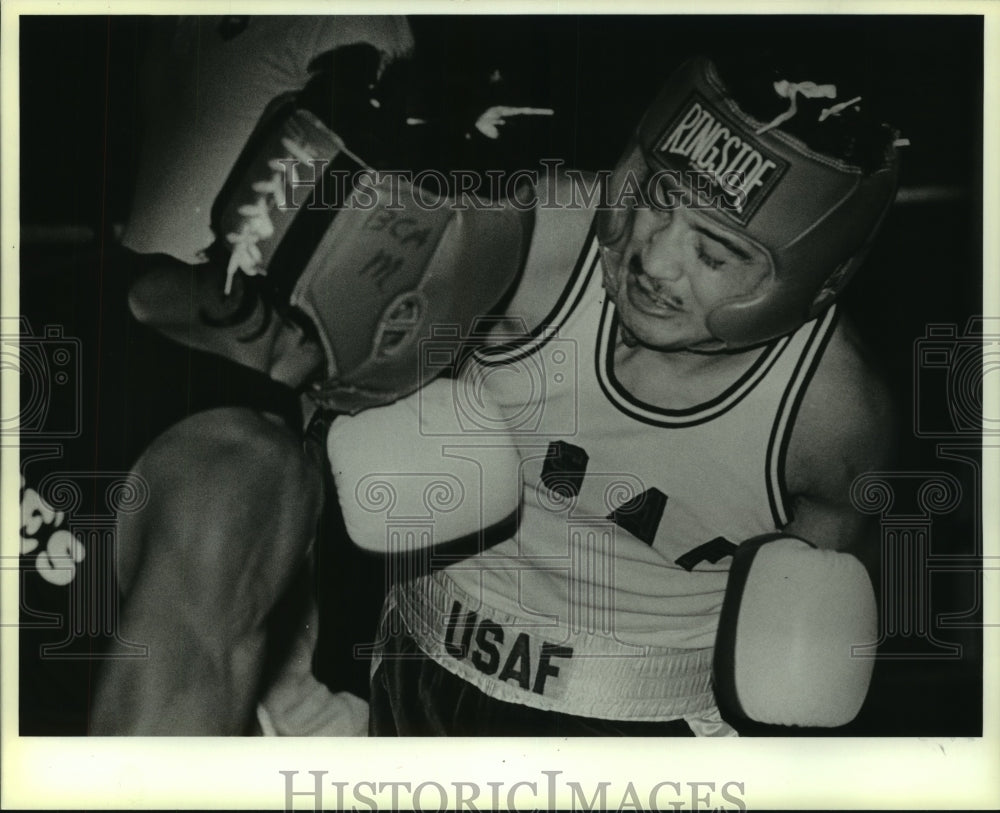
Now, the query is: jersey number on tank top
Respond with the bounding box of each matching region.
[539,438,739,569]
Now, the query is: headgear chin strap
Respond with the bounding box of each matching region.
[213,100,530,414]
[598,56,901,349]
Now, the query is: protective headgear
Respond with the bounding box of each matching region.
[598,56,901,349]
[713,534,877,728]
[213,101,531,414]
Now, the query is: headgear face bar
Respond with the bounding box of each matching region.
[598,56,901,349]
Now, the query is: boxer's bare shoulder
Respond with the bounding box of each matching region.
[138,407,317,489]
[499,172,597,333]
[111,407,321,601]
[783,317,895,552]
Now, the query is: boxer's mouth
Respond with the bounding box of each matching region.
[626,256,684,314]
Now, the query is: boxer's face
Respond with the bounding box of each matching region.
[607,205,770,351]
[266,307,327,388]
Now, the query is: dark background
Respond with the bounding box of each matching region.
[17,15,984,736]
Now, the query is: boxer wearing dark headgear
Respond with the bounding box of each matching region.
[89,16,413,736]
[89,16,533,735]
[366,53,901,735]
[597,56,898,351]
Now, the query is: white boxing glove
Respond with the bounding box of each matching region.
[326,377,521,553]
[123,16,413,264]
[713,534,877,728]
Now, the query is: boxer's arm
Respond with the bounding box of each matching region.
[493,172,596,335]
[127,253,231,329]
[126,254,288,376]
[128,253,327,392]
[91,407,322,734]
[713,320,891,728]
[782,318,895,559]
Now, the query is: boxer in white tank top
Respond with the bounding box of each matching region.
[372,51,901,734]
[392,227,841,728]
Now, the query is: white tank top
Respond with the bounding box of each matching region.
[447,230,836,646]
[395,230,838,720]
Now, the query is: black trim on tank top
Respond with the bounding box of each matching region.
[595,301,791,429]
[764,306,840,528]
[474,225,601,366]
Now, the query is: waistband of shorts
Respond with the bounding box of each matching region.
[387,571,719,722]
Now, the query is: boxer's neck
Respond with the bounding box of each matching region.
[612,337,767,411]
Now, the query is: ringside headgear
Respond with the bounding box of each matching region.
[598,56,901,349]
[212,99,530,414]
